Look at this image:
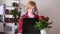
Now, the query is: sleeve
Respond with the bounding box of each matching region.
[18,16,23,33]
[35,14,39,18]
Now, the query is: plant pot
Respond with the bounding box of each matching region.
[40,28,49,34]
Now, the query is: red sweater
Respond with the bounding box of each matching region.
[18,12,39,33]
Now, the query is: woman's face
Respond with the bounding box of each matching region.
[27,6,35,13]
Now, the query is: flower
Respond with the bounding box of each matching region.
[39,16,49,21]
[39,16,44,20]
[34,15,52,30]
[45,16,49,21]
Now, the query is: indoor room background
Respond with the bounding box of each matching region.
[0,0,60,34]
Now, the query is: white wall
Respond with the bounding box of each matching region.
[4,0,12,6]
[0,0,3,5]
[0,5,4,15]
[20,0,60,34]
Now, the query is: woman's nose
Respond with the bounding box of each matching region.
[30,9,33,11]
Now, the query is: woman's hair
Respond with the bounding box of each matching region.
[26,1,37,12]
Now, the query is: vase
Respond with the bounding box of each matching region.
[40,28,49,34]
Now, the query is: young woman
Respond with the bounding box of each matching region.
[18,1,40,34]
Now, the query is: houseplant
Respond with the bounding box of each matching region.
[35,16,52,34]
[12,9,21,25]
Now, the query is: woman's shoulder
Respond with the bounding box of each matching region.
[21,14,28,18]
[34,14,39,18]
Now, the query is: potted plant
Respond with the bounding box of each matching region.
[35,16,53,34]
[12,9,21,25]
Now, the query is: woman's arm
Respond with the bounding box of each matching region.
[18,16,23,33]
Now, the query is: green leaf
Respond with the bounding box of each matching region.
[48,26,52,28]
[12,9,21,24]
[34,19,52,30]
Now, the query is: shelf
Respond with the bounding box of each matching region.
[6,6,16,10]
[5,14,13,18]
